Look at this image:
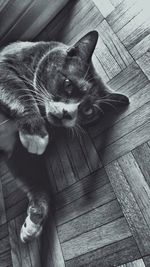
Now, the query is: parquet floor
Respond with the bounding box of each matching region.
[0,0,150,266]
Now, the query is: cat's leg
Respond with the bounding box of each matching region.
[0,78,49,155]
[20,191,49,242]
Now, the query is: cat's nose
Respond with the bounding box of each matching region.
[62,109,72,120]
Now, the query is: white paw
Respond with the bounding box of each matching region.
[20,215,42,243]
[19,132,49,155]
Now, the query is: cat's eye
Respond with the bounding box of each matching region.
[82,106,94,116]
[64,78,73,95]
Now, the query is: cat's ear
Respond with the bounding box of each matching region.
[73,31,98,61]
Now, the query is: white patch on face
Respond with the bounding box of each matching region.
[46,101,79,127]
[62,117,77,127]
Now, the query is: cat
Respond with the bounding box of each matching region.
[0,31,129,242]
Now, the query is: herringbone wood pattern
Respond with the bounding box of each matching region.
[0,0,150,266]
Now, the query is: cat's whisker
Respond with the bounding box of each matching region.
[74,127,79,139]
[18,95,46,104]
[76,124,86,137]
[22,65,44,90]
[71,127,75,139]
[21,99,45,106]
[17,78,49,99]
[93,104,104,114]
[68,128,73,139]
[85,74,98,83]
[35,80,50,98]
[74,125,83,143]
[84,64,91,80]
[20,73,51,100]
[67,128,71,139]
[19,93,46,101]
[17,91,51,104]
[0,119,10,126]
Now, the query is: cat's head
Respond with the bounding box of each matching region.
[33,31,103,128]
[34,31,129,128]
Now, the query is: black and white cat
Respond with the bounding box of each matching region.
[0,31,129,242]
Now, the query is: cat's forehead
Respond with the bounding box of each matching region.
[45,48,87,73]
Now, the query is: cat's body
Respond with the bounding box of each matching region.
[0,31,129,242]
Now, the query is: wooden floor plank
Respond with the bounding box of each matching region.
[110,0,123,7]
[0,223,8,240]
[62,217,132,261]
[55,135,78,185]
[8,214,39,267]
[66,236,140,267]
[107,0,137,27]
[89,83,150,139]
[0,250,12,267]
[143,255,150,267]
[0,159,10,177]
[105,159,150,255]
[78,133,102,172]
[132,143,150,188]
[108,0,144,34]
[97,20,133,69]
[28,239,42,267]
[0,236,11,257]
[36,0,103,44]
[95,33,122,79]
[55,182,116,226]
[130,34,150,60]
[0,0,32,40]
[94,101,150,148]
[123,19,150,50]
[0,179,6,225]
[41,212,65,267]
[59,5,103,44]
[6,198,28,222]
[57,199,123,243]
[92,0,114,17]
[4,187,26,210]
[64,135,90,180]
[2,179,18,198]
[118,152,150,229]
[92,53,110,83]
[46,140,72,192]
[8,218,23,267]
[53,168,108,211]
[107,62,148,94]
[1,170,14,185]
[118,258,145,266]
[137,51,150,80]
[97,120,150,165]
[117,8,150,42]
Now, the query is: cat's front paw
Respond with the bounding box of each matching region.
[19,132,49,155]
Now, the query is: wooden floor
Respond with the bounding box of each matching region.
[1,0,150,266]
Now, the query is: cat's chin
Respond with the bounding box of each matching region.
[47,115,77,128]
[62,118,77,128]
